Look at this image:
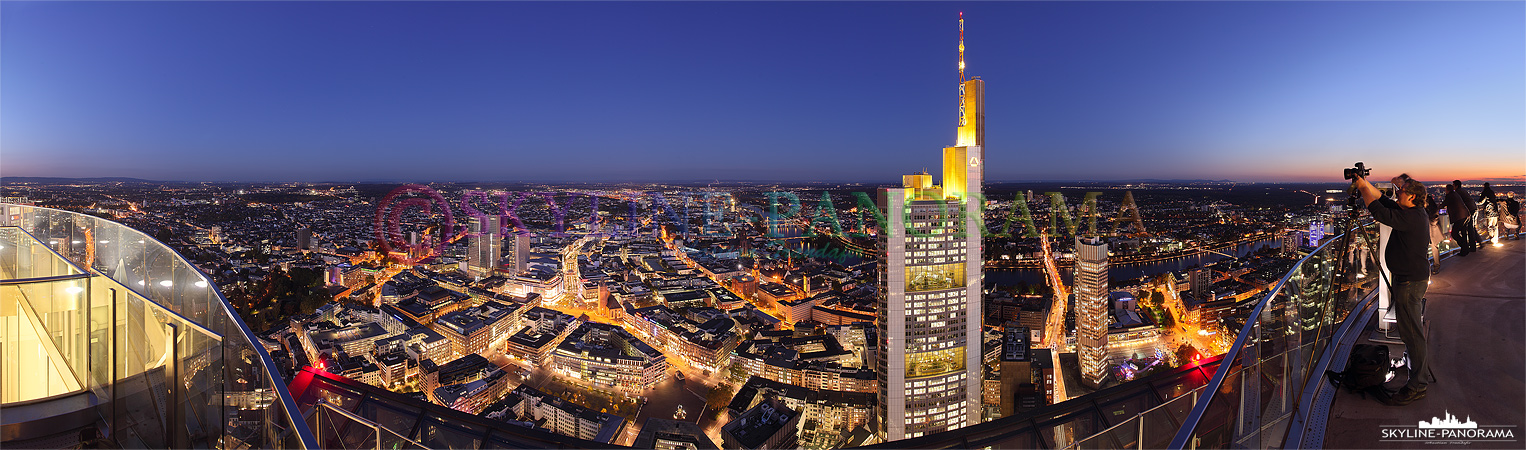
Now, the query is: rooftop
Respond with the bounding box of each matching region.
[435,300,518,337]
[722,397,797,449]
[1321,238,1525,449]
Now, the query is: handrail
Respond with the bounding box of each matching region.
[312,398,430,449]
[0,225,91,280]
[1167,222,1367,450]
[0,273,92,284]
[0,203,319,449]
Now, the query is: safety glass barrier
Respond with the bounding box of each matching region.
[1164,221,1381,450]
[0,204,316,449]
[310,399,429,450]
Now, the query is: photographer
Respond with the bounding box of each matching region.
[1352,172,1431,405]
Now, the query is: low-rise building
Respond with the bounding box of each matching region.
[421,353,494,404]
[778,295,821,324]
[628,305,740,373]
[798,390,874,449]
[732,333,875,393]
[632,418,719,450]
[305,322,392,362]
[722,397,799,450]
[432,368,511,414]
[756,282,801,307]
[510,385,626,444]
[728,376,872,450]
[371,349,410,388]
[551,322,667,396]
[505,307,579,365]
[406,326,451,365]
[707,287,746,311]
[433,300,523,358]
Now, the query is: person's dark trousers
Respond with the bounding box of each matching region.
[1461,221,1475,252]
[1392,280,1430,391]
[1465,220,1484,250]
[1451,221,1475,254]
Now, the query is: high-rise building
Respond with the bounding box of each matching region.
[512,231,531,274]
[876,12,984,441]
[467,215,502,278]
[1189,267,1211,303]
[296,227,313,251]
[1073,236,1110,388]
[1281,230,1305,256]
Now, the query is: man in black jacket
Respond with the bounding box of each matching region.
[1354,173,1431,405]
[1445,182,1478,255]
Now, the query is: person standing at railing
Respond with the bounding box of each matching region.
[1425,193,1443,274]
[1353,173,1431,406]
[1445,182,1479,256]
[1503,192,1521,240]
[1478,182,1500,241]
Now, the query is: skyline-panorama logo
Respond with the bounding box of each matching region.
[1419,411,1477,429]
[1380,410,1518,445]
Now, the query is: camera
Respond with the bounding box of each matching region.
[1343,162,1370,181]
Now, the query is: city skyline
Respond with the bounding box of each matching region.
[2,2,1522,183]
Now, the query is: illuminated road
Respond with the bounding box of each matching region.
[1037,232,1070,403]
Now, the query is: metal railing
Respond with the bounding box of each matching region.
[309,399,428,450]
[0,203,317,449]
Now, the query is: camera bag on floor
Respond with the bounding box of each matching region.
[1325,343,1391,400]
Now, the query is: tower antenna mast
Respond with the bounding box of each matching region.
[958,12,966,82]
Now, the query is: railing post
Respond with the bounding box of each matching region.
[167,322,183,450]
[110,288,119,442]
[1138,414,1145,450]
[1190,390,1198,450]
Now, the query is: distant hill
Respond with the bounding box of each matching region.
[1,176,167,184]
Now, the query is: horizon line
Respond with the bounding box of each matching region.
[4,175,1524,186]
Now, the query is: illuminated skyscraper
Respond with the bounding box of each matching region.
[467,215,502,278]
[1074,236,1110,388]
[876,12,984,441]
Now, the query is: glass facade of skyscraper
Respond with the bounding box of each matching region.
[877,195,981,440]
[1074,236,1110,388]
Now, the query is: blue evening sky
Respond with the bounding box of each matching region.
[2,1,1522,183]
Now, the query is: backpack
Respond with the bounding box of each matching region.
[1325,344,1391,400]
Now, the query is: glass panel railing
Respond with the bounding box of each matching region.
[1159,220,1380,450]
[854,358,1221,450]
[1,275,91,403]
[0,203,317,449]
